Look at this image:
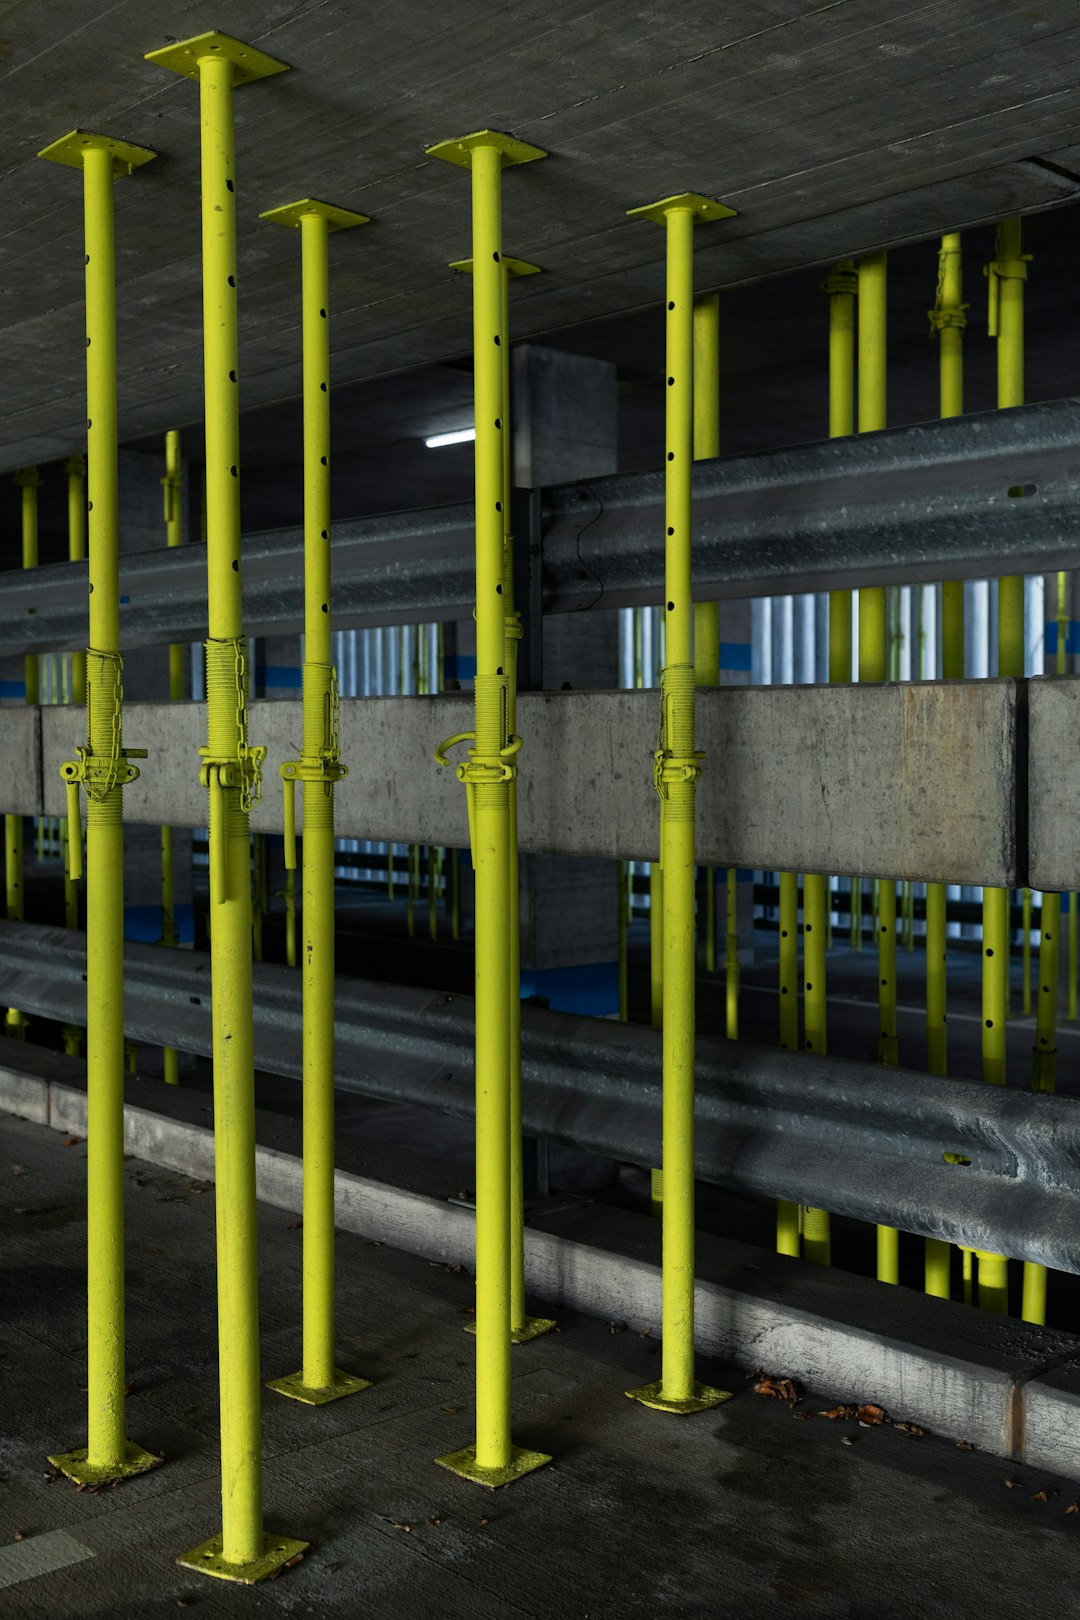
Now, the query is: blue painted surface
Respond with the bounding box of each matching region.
[0,680,26,699]
[719,640,752,672]
[520,960,619,1017]
[1045,621,1080,656]
[443,654,477,681]
[261,664,304,689]
[124,903,194,945]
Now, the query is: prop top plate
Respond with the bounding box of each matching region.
[145,31,289,85]
[427,130,547,169]
[627,192,736,225]
[448,256,541,278]
[38,130,157,177]
[260,198,370,232]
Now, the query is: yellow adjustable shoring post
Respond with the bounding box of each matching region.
[61,457,87,1057]
[428,128,552,1487]
[448,249,552,1348]
[261,196,371,1406]
[161,430,183,1085]
[924,232,967,1300]
[38,130,160,1488]
[968,218,1032,1320]
[625,191,735,1416]
[857,252,900,1285]
[797,261,861,1268]
[989,219,1051,1325]
[147,33,307,1581]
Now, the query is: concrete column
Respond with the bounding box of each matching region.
[512,344,619,977]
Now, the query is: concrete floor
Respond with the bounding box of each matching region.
[4,1114,1080,1618]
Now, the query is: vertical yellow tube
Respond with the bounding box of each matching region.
[924,232,966,1299]
[148,31,307,1580]
[62,456,87,1056]
[776,866,801,1255]
[624,190,734,1415]
[39,129,160,1488]
[971,218,1030,1319]
[162,429,183,1085]
[857,252,899,1284]
[429,128,551,1486]
[447,246,552,1343]
[262,198,370,1407]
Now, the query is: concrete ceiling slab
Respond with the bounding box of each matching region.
[3,2,1080,472]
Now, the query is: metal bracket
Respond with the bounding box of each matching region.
[449,255,541,279]
[279,755,349,870]
[145,31,290,84]
[48,1440,163,1487]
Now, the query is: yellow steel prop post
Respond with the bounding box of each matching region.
[147,33,307,1581]
[969,219,1033,1319]
[428,128,552,1487]
[61,456,87,1057]
[161,430,184,1084]
[261,196,372,1405]
[448,249,552,1345]
[625,191,735,1415]
[857,252,900,1285]
[923,232,967,1299]
[38,129,160,1487]
[989,219,1051,1325]
[775,864,800,1255]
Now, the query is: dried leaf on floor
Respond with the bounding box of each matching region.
[441,1406,460,1415]
[287,1220,302,1230]
[11,1531,24,1542]
[609,1322,626,1335]
[840,1435,854,1446]
[895,1422,925,1437]
[956,1440,974,1452]
[753,1376,800,1404]
[476,1517,489,1527]
[1003,1478,1021,1489]
[1032,1490,1049,1503]
[856,1404,888,1427]
[62,1137,81,1148]
[818,1405,853,1420]
[792,1410,809,1421]
[1064,1503,1077,1515]
[391,1523,411,1533]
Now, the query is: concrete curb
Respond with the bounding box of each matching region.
[4,1054,1080,1476]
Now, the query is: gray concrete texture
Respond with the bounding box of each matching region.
[7,1106,1080,1618]
[26,677,1021,883]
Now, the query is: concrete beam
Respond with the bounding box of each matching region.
[1027,676,1080,890]
[31,679,1020,884]
[0,706,40,816]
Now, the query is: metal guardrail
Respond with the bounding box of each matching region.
[2,918,1078,1274]
[1,397,1078,655]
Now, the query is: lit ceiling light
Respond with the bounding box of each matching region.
[425,427,476,448]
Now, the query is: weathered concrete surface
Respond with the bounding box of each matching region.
[1020,1357,1080,1479]
[0,707,40,817]
[31,679,1020,882]
[6,1111,1080,1618]
[3,1051,1078,1470]
[1028,675,1080,890]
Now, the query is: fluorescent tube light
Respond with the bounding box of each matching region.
[425,427,476,448]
